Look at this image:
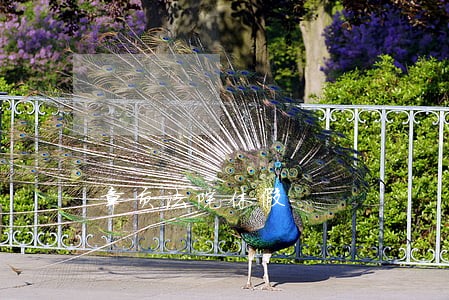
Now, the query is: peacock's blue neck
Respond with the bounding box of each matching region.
[251,177,299,250]
[265,177,295,226]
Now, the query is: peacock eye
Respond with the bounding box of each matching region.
[225,166,235,175]
[247,167,255,175]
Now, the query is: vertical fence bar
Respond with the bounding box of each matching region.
[214,215,219,254]
[9,98,15,247]
[405,110,414,263]
[133,103,139,251]
[0,97,3,244]
[107,204,113,249]
[81,113,88,248]
[57,102,63,248]
[351,108,360,261]
[295,240,301,261]
[106,106,116,250]
[434,111,445,264]
[321,107,331,259]
[33,99,39,247]
[378,109,387,262]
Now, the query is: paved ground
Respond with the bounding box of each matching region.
[1,253,449,300]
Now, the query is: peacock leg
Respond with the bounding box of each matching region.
[242,246,256,290]
[261,252,281,291]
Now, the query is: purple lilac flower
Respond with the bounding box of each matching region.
[323,5,449,81]
[0,0,146,89]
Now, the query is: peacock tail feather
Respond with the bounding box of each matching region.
[1,29,369,250]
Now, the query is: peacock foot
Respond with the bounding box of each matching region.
[261,284,281,291]
[242,283,254,290]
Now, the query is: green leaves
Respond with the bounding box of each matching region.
[322,55,449,106]
[311,55,449,261]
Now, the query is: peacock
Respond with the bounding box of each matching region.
[0,30,369,290]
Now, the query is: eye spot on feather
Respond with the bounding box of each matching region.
[92,90,105,98]
[246,166,256,175]
[272,141,284,153]
[225,86,236,93]
[102,65,115,72]
[302,173,313,182]
[315,159,325,166]
[237,153,245,160]
[281,169,288,178]
[288,168,298,178]
[225,182,234,188]
[72,169,82,177]
[225,166,235,175]
[234,175,245,182]
[268,84,281,91]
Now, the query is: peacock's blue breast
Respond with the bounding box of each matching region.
[241,222,300,251]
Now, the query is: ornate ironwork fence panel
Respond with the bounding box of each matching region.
[1,95,448,266]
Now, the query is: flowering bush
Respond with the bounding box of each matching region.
[323,5,449,81]
[0,0,145,91]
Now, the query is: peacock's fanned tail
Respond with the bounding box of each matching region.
[1,30,369,240]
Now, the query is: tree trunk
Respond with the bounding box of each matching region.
[300,1,332,103]
[140,0,271,76]
[141,0,170,30]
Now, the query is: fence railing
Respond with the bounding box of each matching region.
[1,95,448,266]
